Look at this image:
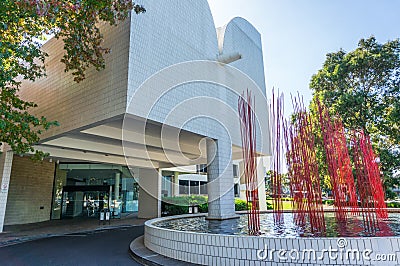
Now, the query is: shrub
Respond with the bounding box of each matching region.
[234,198,248,211]
[162,195,208,206]
[164,204,189,215]
[162,196,256,215]
[387,202,400,208]
[198,203,208,213]
[162,195,208,216]
[322,199,335,205]
[281,197,293,202]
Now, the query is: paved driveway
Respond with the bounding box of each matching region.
[0,226,144,266]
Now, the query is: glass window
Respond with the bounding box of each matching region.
[51,163,138,220]
[162,176,172,197]
[51,166,68,219]
[200,181,208,195]
[196,164,207,174]
[179,180,189,195]
[233,164,238,177]
[234,183,240,197]
[190,181,199,195]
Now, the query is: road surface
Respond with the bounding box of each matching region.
[0,226,144,266]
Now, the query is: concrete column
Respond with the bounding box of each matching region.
[0,150,13,232]
[257,157,267,211]
[207,139,237,220]
[115,172,121,200]
[238,161,247,201]
[173,172,179,196]
[138,168,161,219]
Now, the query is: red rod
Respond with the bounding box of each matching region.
[270,89,284,225]
[238,90,260,235]
[285,95,326,235]
[316,101,359,223]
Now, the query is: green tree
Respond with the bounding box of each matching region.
[310,36,400,196]
[265,170,290,197]
[0,0,145,156]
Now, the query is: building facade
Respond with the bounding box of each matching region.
[0,0,271,232]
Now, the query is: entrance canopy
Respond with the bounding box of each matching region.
[34,115,246,169]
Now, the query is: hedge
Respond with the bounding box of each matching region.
[162,196,208,216]
[386,202,400,208]
[322,199,335,205]
[266,196,293,202]
[162,196,256,216]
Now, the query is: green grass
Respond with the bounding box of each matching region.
[267,199,339,211]
[266,200,293,210]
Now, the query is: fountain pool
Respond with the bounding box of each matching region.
[144,212,400,265]
[154,212,400,237]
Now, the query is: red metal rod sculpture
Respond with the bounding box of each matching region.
[284,96,326,235]
[238,90,260,235]
[352,130,388,233]
[316,100,358,222]
[270,89,284,224]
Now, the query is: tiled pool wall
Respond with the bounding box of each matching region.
[145,214,400,266]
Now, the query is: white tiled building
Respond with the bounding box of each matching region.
[0,0,271,232]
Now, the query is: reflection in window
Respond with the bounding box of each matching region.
[51,163,139,220]
[162,176,173,197]
[234,183,240,197]
[179,180,189,194]
[196,164,207,174]
[190,181,199,195]
[233,164,238,177]
[200,181,208,195]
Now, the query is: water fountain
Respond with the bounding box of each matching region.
[141,92,399,265]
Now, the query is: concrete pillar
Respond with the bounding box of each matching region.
[238,161,247,201]
[115,172,121,200]
[0,150,13,232]
[257,157,267,211]
[207,139,237,220]
[173,172,179,196]
[138,168,161,219]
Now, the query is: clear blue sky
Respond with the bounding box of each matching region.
[209,0,400,116]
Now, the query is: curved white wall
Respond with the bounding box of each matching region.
[126,1,270,155]
[218,17,267,97]
[127,0,219,103]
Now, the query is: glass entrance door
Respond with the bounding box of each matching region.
[61,186,110,219]
[122,181,139,212]
[51,163,139,220]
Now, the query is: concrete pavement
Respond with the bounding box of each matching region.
[0,213,147,247]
